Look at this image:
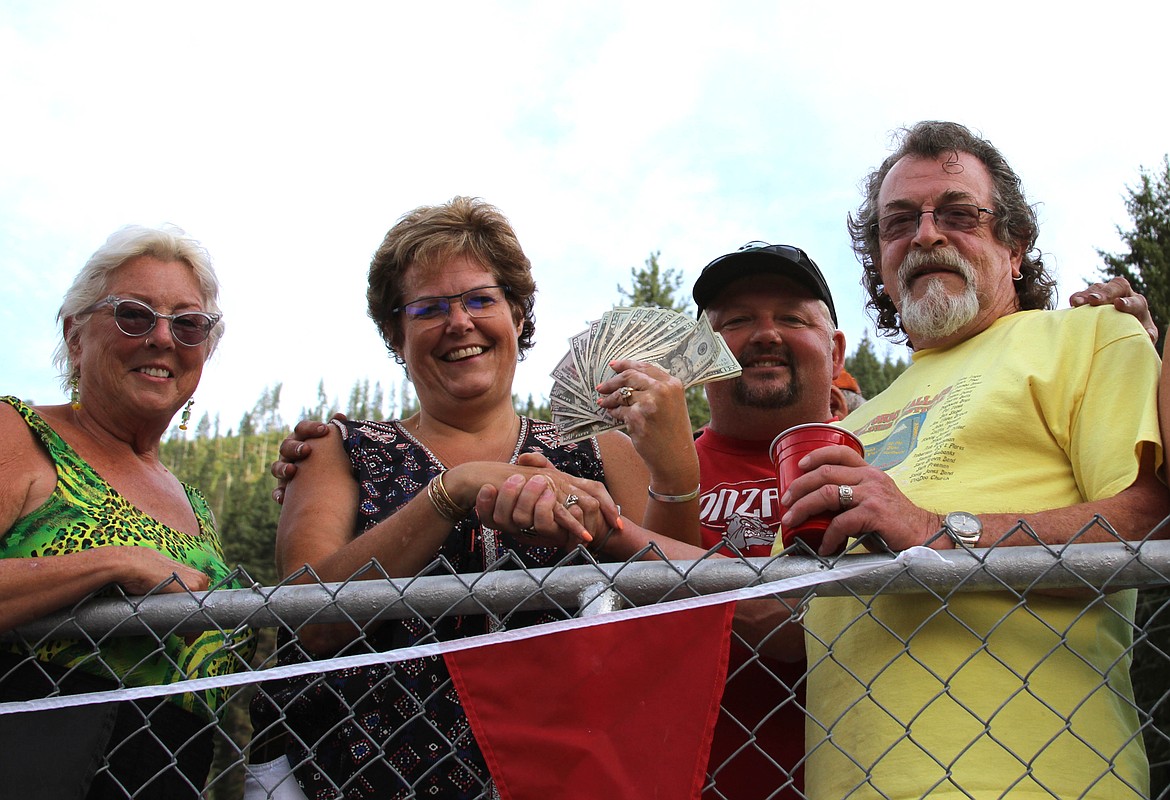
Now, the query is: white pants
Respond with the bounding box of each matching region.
[242,756,309,800]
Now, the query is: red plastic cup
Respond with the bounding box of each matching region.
[770,422,865,553]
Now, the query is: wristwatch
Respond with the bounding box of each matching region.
[943,511,983,548]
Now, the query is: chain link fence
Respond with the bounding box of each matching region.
[4,517,1170,799]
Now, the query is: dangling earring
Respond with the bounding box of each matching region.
[70,376,81,410]
[179,398,195,431]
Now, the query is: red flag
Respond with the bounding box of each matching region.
[446,603,734,800]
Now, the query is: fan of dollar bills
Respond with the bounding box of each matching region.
[550,307,742,444]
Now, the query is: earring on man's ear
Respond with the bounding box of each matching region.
[70,376,81,410]
[1012,272,1023,282]
[179,398,195,431]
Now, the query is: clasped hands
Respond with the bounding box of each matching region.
[477,359,694,549]
[471,454,623,551]
[268,420,622,551]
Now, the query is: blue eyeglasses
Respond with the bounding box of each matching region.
[393,285,511,326]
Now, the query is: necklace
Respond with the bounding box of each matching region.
[409,414,522,468]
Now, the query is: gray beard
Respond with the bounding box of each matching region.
[897,248,981,342]
[899,277,980,340]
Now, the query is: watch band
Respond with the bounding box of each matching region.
[944,511,983,548]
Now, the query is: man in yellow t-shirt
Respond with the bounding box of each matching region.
[778,121,1169,799]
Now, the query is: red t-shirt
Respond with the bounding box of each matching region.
[696,427,805,800]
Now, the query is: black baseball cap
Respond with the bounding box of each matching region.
[692,241,837,326]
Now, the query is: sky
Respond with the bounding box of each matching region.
[2,1,1167,433]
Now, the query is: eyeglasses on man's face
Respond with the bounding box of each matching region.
[81,296,221,346]
[874,203,998,241]
[393,285,511,327]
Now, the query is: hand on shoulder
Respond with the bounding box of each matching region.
[271,414,347,504]
[1069,276,1157,343]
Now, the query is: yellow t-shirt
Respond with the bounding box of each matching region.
[802,307,1161,799]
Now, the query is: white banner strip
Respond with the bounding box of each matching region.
[0,547,942,715]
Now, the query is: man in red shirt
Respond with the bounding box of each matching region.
[687,243,844,799]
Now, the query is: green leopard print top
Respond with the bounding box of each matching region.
[0,396,247,718]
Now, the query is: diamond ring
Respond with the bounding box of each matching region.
[838,484,854,510]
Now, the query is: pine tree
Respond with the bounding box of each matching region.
[617,251,688,310]
[314,380,330,419]
[516,393,552,421]
[844,332,908,399]
[844,333,884,398]
[371,382,386,421]
[1097,155,1170,350]
[616,251,709,428]
[237,411,255,438]
[347,379,371,419]
[399,379,419,418]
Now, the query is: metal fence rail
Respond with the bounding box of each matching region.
[4,530,1170,799]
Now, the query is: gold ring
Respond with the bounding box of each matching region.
[618,386,634,406]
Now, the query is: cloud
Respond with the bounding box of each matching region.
[2,1,1166,426]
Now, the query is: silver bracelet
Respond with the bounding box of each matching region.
[647,485,700,503]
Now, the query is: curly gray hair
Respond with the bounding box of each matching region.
[847,121,1056,342]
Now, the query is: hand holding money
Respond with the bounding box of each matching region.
[593,359,699,487]
[550,307,741,443]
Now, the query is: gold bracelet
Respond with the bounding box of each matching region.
[435,471,471,519]
[428,471,471,522]
[647,485,700,503]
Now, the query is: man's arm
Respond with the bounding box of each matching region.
[783,445,1169,556]
[731,598,807,662]
[976,449,1168,545]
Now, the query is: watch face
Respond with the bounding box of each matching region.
[948,512,981,535]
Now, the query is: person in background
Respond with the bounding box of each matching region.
[782,120,1169,799]
[832,367,865,413]
[246,196,701,800]
[0,224,246,798]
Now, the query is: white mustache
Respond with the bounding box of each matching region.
[897,247,973,294]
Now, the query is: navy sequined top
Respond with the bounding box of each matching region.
[251,416,608,800]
